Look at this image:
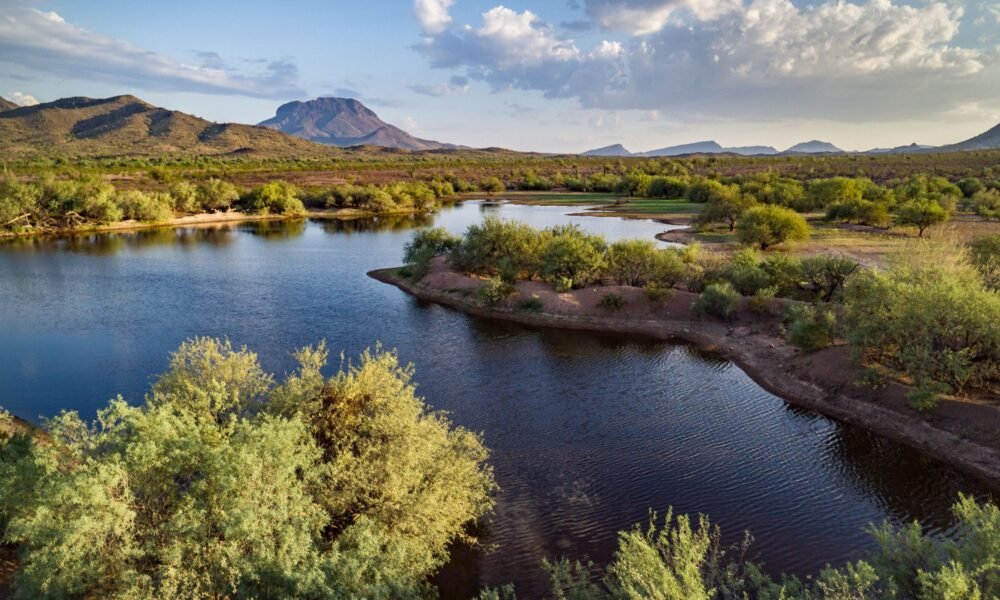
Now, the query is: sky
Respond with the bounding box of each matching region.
[0,0,999,153]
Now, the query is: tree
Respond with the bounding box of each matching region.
[197,178,240,212]
[245,181,306,216]
[894,199,948,236]
[735,205,810,250]
[606,239,659,286]
[0,338,495,600]
[694,185,756,231]
[481,177,504,196]
[540,226,606,288]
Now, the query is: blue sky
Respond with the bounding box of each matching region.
[1,0,999,152]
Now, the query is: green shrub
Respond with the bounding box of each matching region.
[785,303,837,350]
[693,282,740,319]
[0,178,41,228]
[648,176,688,198]
[894,199,948,236]
[735,205,810,250]
[723,248,772,295]
[479,276,516,305]
[606,239,658,286]
[693,184,756,231]
[799,255,860,301]
[970,234,1000,290]
[197,178,240,212]
[517,295,544,312]
[452,217,543,278]
[539,225,606,288]
[748,285,778,314]
[116,190,174,222]
[554,276,574,293]
[598,292,625,311]
[644,282,671,302]
[245,181,305,216]
[403,227,460,264]
[650,249,689,288]
[169,181,200,212]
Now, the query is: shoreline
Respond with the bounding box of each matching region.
[369,263,1000,491]
[0,206,441,241]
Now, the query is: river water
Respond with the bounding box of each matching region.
[0,201,988,598]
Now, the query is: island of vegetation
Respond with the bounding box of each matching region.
[372,212,1000,493]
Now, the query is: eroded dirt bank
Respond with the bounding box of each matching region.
[370,257,1000,491]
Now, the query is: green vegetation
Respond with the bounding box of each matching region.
[598,292,625,311]
[735,205,811,250]
[482,494,1000,599]
[0,339,494,599]
[692,282,740,319]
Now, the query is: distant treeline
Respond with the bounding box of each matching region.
[0,174,486,233]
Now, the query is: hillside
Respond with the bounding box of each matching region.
[582,143,632,157]
[935,122,1000,152]
[784,140,843,154]
[259,97,456,151]
[641,140,723,156]
[0,95,341,159]
[0,97,17,112]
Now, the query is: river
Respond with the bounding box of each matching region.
[0,200,987,598]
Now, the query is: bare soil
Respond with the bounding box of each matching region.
[373,256,1000,490]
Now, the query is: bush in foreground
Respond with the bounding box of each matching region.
[0,339,495,600]
[735,205,810,250]
[692,282,740,319]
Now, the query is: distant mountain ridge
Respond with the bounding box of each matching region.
[935,123,1000,153]
[0,95,342,159]
[0,97,17,112]
[582,140,781,156]
[259,97,456,151]
[582,143,632,157]
[784,140,843,154]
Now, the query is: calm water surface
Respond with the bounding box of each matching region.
[0,201,989,598]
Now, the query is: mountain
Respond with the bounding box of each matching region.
[0,95,341,159]
[864,143,935,155]
[583,143,632,157]
[726,145,779,155]
[783,140,843,154]
[934,123,1000,153]
[259,97,455,151]
[0,97,17,112]
[640,140,723,157]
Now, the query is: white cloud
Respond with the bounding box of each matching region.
[0,7,303,98]
[586,0,741,34]
[414,0,455,34]
[989,2,1000,23]
[416,0,998,122]
[8,91,38,106]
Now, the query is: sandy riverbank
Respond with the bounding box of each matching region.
[370,256,1000,490]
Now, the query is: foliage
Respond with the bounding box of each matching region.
[606,239,659,286]
[244,181,306,216]
[481,177,505,195]
[735,205,810,250]
[598,292,625,311]
[692,282,740,319]
[799,255,860,302]
[844,238,1000,395]
[453,217,546,280]
[539,225,607,288]
[403,227,461,278]
[517,295,544,312]
[693,184,756,231]
[969,234,1000,290]
[115,189,174,222]
[893,199,948,236]
[479,276,517,305]
[785,303,837,351]
[0,339,495,600]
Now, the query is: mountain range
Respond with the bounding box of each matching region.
[0,95,341,158]
[258,97,456,151]
[0,96,18,112]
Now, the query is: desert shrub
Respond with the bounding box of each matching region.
[685,177,726,203]
[588,173,618,193]
[799,255,860,301]
[598,292,625,311]
[197,178,240,212]
[685,253,728,293]
[647,176,688,198]
[739,173,806,208]
[79,183,123,223]
[693,184,756,231]
[970,234,1000,290]
[735,205,810,250]
[650,249,690,288]
[844,238,1000,395]
[958,177,986,198]
[805,177,866,211]
[748,285,778,315]
[479,276,516,305]
[403,227,460,264]
[0,178,41,227]
[245,181,306,216]
[116,189,174,222]
[453,217,544,278]
[693,282,740,319]
[972,189,1000,220]
[0,339,494,600]
[785,303,837,350]
[554,276,574,293]
[894,199,948,236]
[169,181,200,212]
[517,295,544,312]
[480,176,504,195]
[760,253,805,297]
[614,172,652,197]
[606,239,659,286]
[539,225,606,288]
[722,248,772,295]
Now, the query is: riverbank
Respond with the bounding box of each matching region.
[0,206,445,241]
[370,257,1000,490]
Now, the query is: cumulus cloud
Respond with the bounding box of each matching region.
[586,0,741,34]
[8,91,38,106]
[414,0,455,34]
[415,0,999,121]
[0,7,304,98]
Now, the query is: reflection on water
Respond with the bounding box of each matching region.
[0,200,991,598]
